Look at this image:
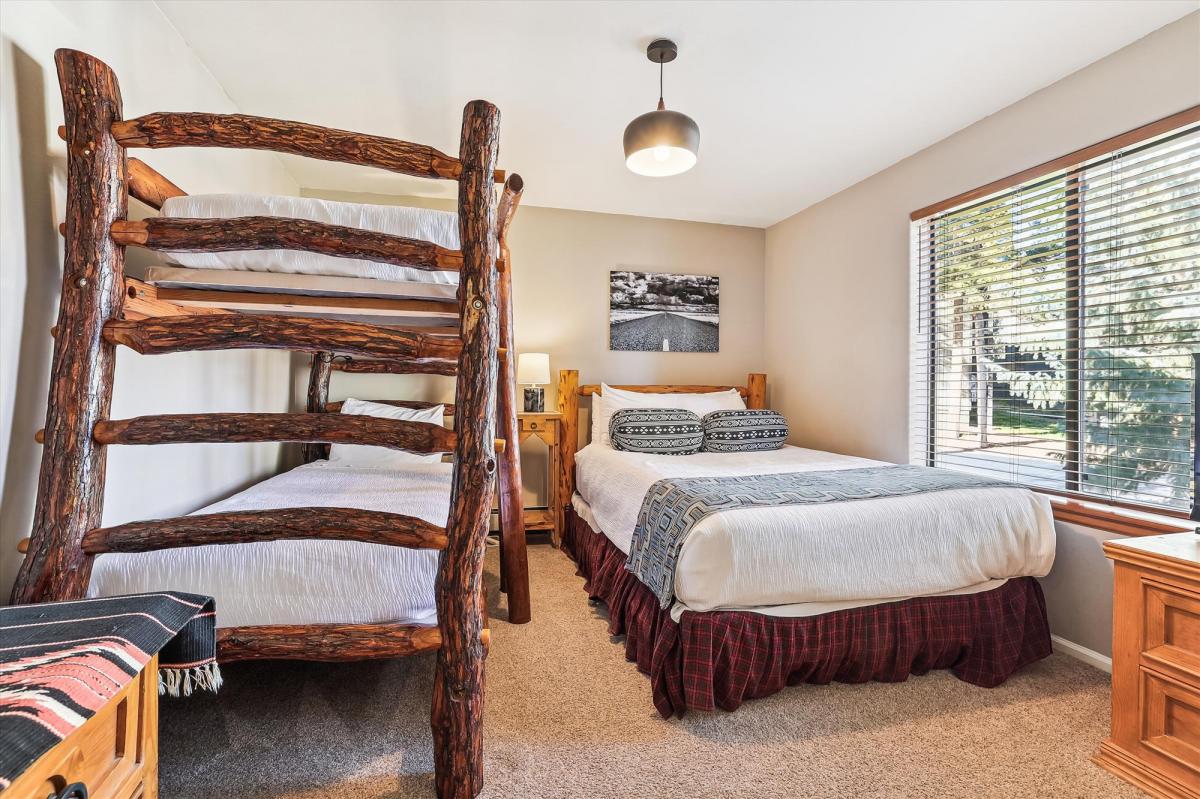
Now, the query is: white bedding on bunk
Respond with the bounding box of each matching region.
[573,443,1056,616]
[159,194,461,284]
[87,460,451,628]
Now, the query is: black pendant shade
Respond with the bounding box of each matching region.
[623,39,699,177]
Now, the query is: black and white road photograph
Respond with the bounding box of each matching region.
[609,270,720,352]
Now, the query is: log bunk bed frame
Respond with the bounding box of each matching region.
[10,49,529,798]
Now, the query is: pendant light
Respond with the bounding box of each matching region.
[623,39,699,177]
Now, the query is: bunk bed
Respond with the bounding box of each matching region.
[10,48,527,798]
[555,370,1058,718]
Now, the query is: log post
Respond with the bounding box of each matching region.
[556,370,580,519]
[747,373,767,410]
[10,50,127,604]
[303,351,333,462]
[494,174,530,624]
[432,100,500,799]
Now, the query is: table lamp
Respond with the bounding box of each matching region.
[517,352,551,413]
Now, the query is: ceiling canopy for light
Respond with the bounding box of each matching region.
[623,39,699,177]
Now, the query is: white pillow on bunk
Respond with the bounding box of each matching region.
[590,384,745,447]
[328,398,446,468]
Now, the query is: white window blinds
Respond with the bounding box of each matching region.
[912,119,1199,516]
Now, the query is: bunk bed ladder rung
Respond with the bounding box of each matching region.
[111,217,464,273]
[88,413,505,453]
[102,314,465,360]
[217,622,467,662]
[81,508,448,554]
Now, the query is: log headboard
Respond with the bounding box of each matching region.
[554,370,767,509]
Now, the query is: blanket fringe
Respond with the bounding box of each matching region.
[159,661,223,697]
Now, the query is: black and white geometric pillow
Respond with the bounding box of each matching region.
[701,409,788,453]
[609,408,703,455]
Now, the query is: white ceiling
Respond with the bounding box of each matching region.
[155,0,1196,227]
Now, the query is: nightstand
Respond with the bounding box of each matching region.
[518,412,563,546]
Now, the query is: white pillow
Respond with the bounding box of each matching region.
[328,398,446,468]
[590,384,745,447]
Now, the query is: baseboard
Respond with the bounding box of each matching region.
[1051,634,1112,673]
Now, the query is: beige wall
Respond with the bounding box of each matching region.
[0,1,299,600]
[763,13,1200,656]
[303,189,766,505]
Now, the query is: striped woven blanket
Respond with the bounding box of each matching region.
[625,464,1014,608]
[0,591,219,788]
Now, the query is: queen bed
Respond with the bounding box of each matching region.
[557,371,1057,717]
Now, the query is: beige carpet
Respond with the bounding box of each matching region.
[159,543,1138,799]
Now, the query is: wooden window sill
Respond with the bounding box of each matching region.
[1046,496,1195,537]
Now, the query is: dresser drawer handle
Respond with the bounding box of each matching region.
[528,421,539,430]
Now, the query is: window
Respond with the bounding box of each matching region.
[911,112,1199,518]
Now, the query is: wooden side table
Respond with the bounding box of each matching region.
[518,412,563,546]
[1094,532,1200,799]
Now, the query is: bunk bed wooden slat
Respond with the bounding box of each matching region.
[127,157,186,209]
[103,314,463,359]
[92,412,463,452]
[107,113,506,183]
[332,357,458,376]
[123,277,232,319]
[217,621,446,662]
[111,216,464,272]
[81,507,449,554]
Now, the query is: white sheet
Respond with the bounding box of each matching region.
[573,444,1055,614]
[87,460,451,628]
[159,194,461,284]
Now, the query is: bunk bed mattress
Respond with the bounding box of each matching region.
[87,460,451,628]
[573,444,1056,616]
[158,194,461,285]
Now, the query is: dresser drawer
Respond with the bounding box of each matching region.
[1140,667,1200,785]
[1143,578,1200,680]
[520,417,547,433]
[6,658,158,799]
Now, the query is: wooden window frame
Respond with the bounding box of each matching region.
[914,106,1200,537]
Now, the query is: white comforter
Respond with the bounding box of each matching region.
[574,444,1055,615]
[160,194,461,284]
[87,460,451,628]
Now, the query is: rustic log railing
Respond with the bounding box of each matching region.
[332,356,460,376]
[16,48,527,798]
[111,216,464,272]
[110,112,506,183]
[104,314,463,359]
[81,508,449,554]
[92,413,460,451]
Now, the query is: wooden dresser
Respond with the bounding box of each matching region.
[1095,533,1200,799]
[5,656,158,799]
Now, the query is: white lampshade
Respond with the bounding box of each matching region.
[516,352,551,385]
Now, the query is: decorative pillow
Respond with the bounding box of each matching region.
[608,408,703,455]
[591,384,745,447]
[701,409,788,453]
[328,398,446,467]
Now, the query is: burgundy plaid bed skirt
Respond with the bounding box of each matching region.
[563,509,1052,718]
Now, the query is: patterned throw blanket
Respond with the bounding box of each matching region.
[0,591,220,788]
[626,464,1015,608]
